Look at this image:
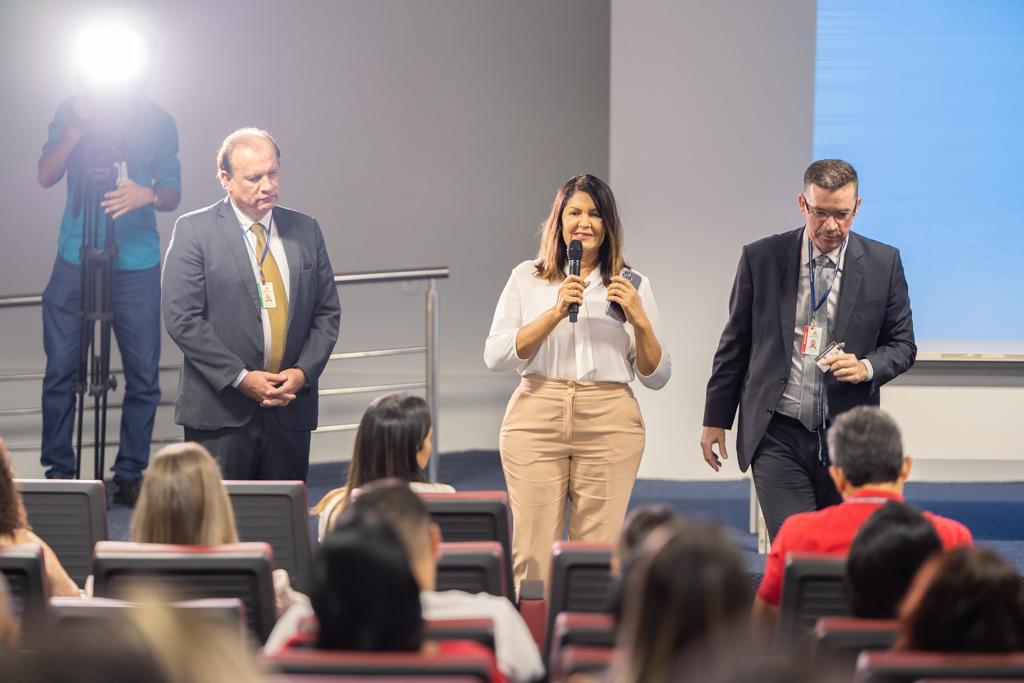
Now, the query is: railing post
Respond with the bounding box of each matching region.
[425,278,440,482]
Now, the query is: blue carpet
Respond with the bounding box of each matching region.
[107,450,1024,573]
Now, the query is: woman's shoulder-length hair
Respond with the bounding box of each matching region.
[533,173,627,286]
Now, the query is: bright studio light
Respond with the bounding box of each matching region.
[73,22,150,89]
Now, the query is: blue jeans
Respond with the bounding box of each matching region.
[41,258,161,480]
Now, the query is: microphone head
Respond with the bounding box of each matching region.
[567,239,583,259]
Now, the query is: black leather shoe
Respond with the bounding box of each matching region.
[112,478,142,508]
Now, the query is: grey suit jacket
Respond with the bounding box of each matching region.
[162,198,341,431]
[703,228,916,471]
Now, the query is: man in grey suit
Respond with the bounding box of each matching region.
[162,128,341,479]
[700,159,916,541]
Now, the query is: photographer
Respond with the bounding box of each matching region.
[37,84,180,506]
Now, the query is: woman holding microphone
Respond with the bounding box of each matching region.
[484,174,671,589]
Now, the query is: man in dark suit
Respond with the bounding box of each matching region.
[700,159,915,541]
[162,128,341,479]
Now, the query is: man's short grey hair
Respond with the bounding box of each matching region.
[827,406,904,486]
[216,127,281,177]
[804,159,858,194]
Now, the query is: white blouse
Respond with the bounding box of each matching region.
[484,260,671,389]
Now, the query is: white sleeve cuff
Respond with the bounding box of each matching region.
[231,368,249,388]
[861,357,874,381]
[637,347,672,390]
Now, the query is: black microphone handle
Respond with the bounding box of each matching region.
[568,259,581,323]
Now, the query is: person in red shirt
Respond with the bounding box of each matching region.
[752,406,972,637]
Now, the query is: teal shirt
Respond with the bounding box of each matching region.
[43,95,181,270]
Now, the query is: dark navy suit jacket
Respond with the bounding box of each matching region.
[703,227,916,471]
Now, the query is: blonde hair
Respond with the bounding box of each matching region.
[127,598,266,683]
[130,443,239,545]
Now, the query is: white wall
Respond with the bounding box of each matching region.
[609,0,818,480]
[609,0,1024,482]
[0,0,610,475]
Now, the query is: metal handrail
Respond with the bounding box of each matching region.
[0,266,449,481]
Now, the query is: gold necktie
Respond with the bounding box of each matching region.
[250,222,288,373]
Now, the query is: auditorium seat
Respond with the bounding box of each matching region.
[436,541,508,599]
[276,617,497,654]
[267,648,495,680]
[855,650,1024,682]
[544,541,613,661]
[548,612,616,681]
[225,480,314,593]
[16,478,107,586]
[47,596,247,639]
[775,552,849,649]
[813,617,898,673]
[552,644,615,681]
[91,541,276,643]
[0,544,48,635]
[419,491,515,599]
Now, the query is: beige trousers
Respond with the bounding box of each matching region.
[499,374,645,588]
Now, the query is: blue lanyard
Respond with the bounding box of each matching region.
[808,237,846,322]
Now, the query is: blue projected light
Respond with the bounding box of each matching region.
[814,0,1024,355]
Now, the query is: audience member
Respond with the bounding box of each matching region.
[0,437,79,597]
[612,521,751,682]
[276,480,543,682]
[130,442,306,614]
[844,501,942,618]
[309,512,506,681]
[312,393,453,540]
[127,598,267,682]
[752,407,972,637]
[898,546,1024,652]
[606,504,684,623]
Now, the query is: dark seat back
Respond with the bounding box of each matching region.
[16,479,107,586]
[776,552,849,649]
[855,650,1024,682]
[549,612,616,681]
[419,491,514,599]
[436,541,508,598]
[0,544,48,633]
[544,541,613,662]
[225,481,313,594]
[813,617,898,672]
[48,596,247,640]
[268,649,494,680]
[91,541,276,643]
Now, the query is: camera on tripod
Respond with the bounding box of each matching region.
[70,132,126,480]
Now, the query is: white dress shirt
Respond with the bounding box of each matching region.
[229,199,291,387]
[777,229,873,417]
[484,260,671,389]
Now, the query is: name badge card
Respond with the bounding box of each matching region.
[259,282,278,309]
[801,324,823,355]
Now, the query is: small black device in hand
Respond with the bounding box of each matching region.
[607,267,642,322]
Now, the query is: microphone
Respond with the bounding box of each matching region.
[567,239,583,323]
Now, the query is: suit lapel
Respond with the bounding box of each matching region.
[777,228,802,350]
[273,207,300,331]
[833,233,865,342]
[217,199,261,313]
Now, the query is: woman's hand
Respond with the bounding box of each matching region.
[553,274,587,319]
[607,275,648,327]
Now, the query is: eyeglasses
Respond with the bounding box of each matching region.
[802,195,857,222]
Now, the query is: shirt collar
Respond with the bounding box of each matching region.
[229,198,273,233]
[801,227,848,266]
[846,488,904,503]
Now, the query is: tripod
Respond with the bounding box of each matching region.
[72,163,120,480]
